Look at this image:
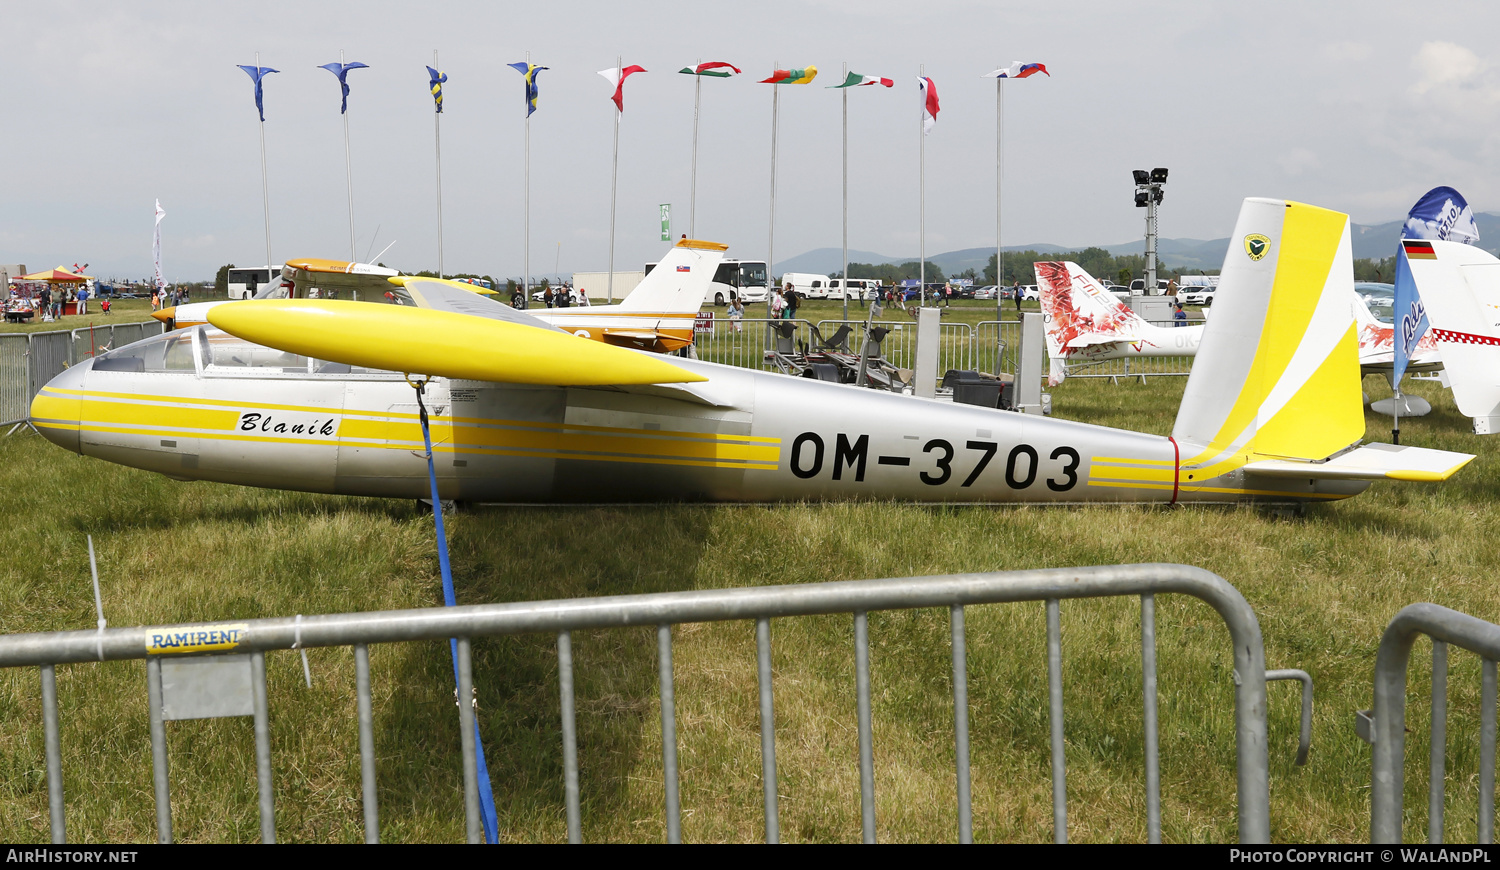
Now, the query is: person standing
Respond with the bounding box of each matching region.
[785,286,800,321]
[728,297,744,333]
[38,286,51,322]
[770,287,786,320]
[76,285,88,315]
[1012,280,1022,315]
[543,286,554,308]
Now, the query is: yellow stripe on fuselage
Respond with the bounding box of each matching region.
[54,387,781,471]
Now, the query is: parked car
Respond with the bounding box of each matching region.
[973,285,998,300]
[1180,286,1216,306]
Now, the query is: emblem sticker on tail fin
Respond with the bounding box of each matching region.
[1244,234,1271,261]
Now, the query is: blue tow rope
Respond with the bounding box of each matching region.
[415,379,500,843]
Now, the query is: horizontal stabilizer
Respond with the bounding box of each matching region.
[1243,443,1473,482]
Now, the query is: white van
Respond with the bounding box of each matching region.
[781,272,831,300]
[828,278,882,300]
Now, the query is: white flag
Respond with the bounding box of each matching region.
[153,200,165,290]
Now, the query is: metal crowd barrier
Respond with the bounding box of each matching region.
[1366,603,1500,844]
[0,322,166,430]
[5,563,1287,844]
[0,334,28,427]
[691,317,815,371]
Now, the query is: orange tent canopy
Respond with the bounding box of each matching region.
[19,267,91,282]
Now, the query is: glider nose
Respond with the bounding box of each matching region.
[28,360,89,454]
[152,307,175,328]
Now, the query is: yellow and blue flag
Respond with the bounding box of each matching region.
[508,61,549,116]
[426,66,447,113]
[318,61,369,114]
[236,64,280,122]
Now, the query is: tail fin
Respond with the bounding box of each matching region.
[1035,261,1148,359]
[617,239,727,313]
[1172,198,1363,463]
[1405,239,1500,429]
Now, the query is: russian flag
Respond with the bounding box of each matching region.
[987,62,1050,79]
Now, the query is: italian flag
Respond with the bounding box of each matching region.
[759,65,818,85]
[830,71,893,88]
[678,62,741,77]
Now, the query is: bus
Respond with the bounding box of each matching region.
[226,266,284,300]
[643,258,768,306]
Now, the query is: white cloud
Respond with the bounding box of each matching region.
[1409,41,1487,94]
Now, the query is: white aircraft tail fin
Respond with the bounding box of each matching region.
[1035,261,1148,360]
[617,239,727,314]
[1405,239,1500,430]
[1172,198,1364,468]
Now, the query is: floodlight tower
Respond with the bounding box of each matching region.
[1133,168,1168,295]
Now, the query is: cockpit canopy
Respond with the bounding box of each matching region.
[91,326,392,377]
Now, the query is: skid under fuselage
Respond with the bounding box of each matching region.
[31,354,1369,505]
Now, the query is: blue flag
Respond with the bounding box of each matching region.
[237,65,280,122]
[426,66,447,113]
[318,61,369,114]
[1392,186,1479,383]
[508,61,549,116]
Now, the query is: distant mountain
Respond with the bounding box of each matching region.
[777,212,1500,276]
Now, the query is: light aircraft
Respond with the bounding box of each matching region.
[1036,261,1203,385]
[30,200,1472,504]
[1402,237,1500,434]
[1039,261,1446,385]
[154,240,724,354]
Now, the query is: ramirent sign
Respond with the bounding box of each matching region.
[145,624,249,655]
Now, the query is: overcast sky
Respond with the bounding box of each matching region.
[2,1,1497,282]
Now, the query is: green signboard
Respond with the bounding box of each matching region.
[660,204,671,242]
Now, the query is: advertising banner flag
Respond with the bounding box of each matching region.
[153,200,165,291]
[1393,187,1479,382]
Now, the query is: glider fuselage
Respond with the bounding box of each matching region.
[30,331,1367,506]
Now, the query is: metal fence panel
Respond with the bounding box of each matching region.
[1368,603,1500,844]
[0,563,1277,844]
[0,334,29,426]
[27,332,71,401]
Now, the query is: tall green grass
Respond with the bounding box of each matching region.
[0,372,1493,842]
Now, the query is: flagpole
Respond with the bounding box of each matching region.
[433,49,445,278]
[918,64,926,308]
[996,73,1004,325]
[767,62,779,321]
[341,49,357,262]
[607,54,621,304]
[524,50,531,306]
[842,61,849,323]
[690,57,701,239]
[1393,380,1402,445]
[255,51,274,278]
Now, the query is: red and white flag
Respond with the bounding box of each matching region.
[918,76,940,134]
[597,64,646,112]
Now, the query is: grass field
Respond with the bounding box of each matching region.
[0,346,1493,843]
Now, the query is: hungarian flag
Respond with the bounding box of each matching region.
[598,64,646,112]
[829,71,893,88]
[918,76,939,133]
[760,65,817,85]
[679,62,740,77]
[987,62,1050,79]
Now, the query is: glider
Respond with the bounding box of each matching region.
[31,199,1471,504]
